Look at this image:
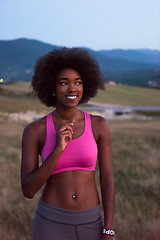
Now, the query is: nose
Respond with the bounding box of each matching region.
[68,83,76,92]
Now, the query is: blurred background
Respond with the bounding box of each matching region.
[0,0,160,239]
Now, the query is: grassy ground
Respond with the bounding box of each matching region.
[0,82,160,240]
[0,82,160,113]
[96,84,160,106]
[111,119,160,240]
[0,82,50,113]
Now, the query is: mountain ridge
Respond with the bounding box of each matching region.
[0,38,160,86]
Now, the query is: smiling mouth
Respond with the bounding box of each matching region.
[66,95,78,100]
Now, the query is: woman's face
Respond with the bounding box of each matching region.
[55,68,83,108]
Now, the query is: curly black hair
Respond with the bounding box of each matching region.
[32,47,105,107]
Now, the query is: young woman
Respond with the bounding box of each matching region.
[21,47,115,240]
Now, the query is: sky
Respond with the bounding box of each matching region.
[1,0,160,51]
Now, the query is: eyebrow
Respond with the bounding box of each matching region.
[58,77,81,80]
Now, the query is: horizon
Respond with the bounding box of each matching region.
[1,37,160,52]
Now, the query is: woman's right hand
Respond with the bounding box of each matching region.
[55,122,74,152]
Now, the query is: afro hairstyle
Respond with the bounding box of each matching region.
[32,47,105,107]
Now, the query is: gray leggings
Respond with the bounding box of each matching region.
[31,198,103,240]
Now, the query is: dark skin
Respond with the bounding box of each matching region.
[21,68,115,240]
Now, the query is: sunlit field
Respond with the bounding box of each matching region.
[0,82,160,240]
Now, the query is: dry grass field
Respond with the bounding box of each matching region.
[0,82,160,240]
[111,120,160,240]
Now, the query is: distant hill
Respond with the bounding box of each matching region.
[99,49,160,65]
[0,38,160,86]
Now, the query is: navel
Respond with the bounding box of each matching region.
[72,192,76,200]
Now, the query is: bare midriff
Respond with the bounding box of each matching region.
[41,170,100,210]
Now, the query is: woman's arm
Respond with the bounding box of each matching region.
[93,116,115,240]
[21,120,73,199]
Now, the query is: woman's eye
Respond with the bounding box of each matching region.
[60,82,67,86]
[76,81,82,85]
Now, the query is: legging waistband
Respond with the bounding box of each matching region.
[36,198,101,225]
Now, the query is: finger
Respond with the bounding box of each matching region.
[60,132,72,143]
[68,131,73,142]
[67,123,74,126]
[59,129,73,137]
[59,126,73,135]
[58,123,74,132]
[66,126,73,135]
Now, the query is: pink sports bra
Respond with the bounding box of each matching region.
[41,112,98,175]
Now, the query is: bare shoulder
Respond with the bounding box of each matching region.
[90,113,111,141]
[22,115,46,141]
[90,113,110,130]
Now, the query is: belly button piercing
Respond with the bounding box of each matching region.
[72,192,76,200]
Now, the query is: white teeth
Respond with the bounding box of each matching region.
[66,96,77,99]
